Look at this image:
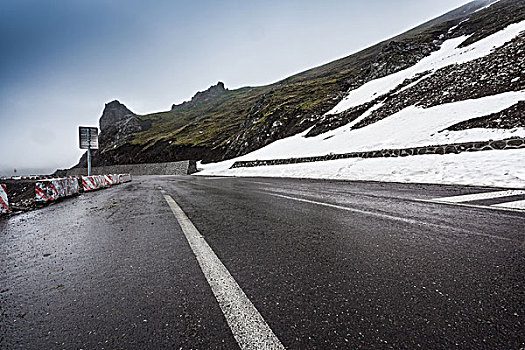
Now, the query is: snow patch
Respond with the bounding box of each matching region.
[198,149,525,189]
[449,17,471,34]
[212,90,525,162]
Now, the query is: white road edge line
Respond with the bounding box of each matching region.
[270,193,513,241]
[492,199,525,210]
[416,199,525,214]
[162,194,286,350]
[430,190,525,203]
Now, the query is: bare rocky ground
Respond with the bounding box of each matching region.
[447,101,525,130]
[3,180,39,213]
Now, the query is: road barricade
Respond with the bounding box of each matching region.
[0,184,9,214]
[104,174,120,186]
[119,174,132,183]
[35,177,80,202]
[2,174,132,211]
[82,174,130,191]
[82,175,106,191]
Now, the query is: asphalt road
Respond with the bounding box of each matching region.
[1,175,524,349]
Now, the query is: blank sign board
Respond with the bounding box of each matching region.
[79,126,99,149]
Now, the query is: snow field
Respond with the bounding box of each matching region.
[201,90,525,163]
[198,90,525,187]
[197,20,525,188]
[199,149,525,189]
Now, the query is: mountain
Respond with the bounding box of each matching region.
[171,82,228,112]
[75,0,524,169]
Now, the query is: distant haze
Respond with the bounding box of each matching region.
[0,0,472,176]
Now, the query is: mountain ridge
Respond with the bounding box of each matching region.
[75,0,524,169]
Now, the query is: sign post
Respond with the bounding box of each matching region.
[79,126,99,176]
[87,129,92,176]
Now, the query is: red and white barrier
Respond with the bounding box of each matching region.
[0,174,132,212]
[82,174,131,191]
[119,174,132,183]
[103,175,112,186]
[35,177,80,203]
[82,175,106,191]
[104,174,120,186]
[0,184,9,214]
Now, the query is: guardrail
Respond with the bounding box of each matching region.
[81,175,108,191]
[119,174,132,183]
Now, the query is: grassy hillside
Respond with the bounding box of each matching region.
[133,86,268,148]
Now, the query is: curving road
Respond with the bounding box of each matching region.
[1,175,524,349]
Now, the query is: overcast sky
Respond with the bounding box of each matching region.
[0,0,472,176]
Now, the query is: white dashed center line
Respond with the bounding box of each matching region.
[430,190,525,203]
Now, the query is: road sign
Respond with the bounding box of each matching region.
[79,126,99,149]
[79,126,98,176]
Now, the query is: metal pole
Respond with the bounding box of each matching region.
[87,129,92,176]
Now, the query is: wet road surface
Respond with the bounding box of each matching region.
[1,175,524,349]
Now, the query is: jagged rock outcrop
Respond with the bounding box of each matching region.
[98,100,151,152]
[171,82,227,111]
[74,100,151,168]
[99,100,135,131]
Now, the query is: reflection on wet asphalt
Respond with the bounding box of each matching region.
[1,178,237,349]
[1,175,524,349]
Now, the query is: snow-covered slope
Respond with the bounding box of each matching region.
[204,91,524,162]
[327,20,525,114]
[198,19,525,188]
[199,150,525,189]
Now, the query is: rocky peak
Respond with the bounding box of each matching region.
[171,82,228,111]
[99,100,136,132]
[97,100,150,153]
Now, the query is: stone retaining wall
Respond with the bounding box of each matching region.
[231,137,525,168]
[67,160,197,176]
